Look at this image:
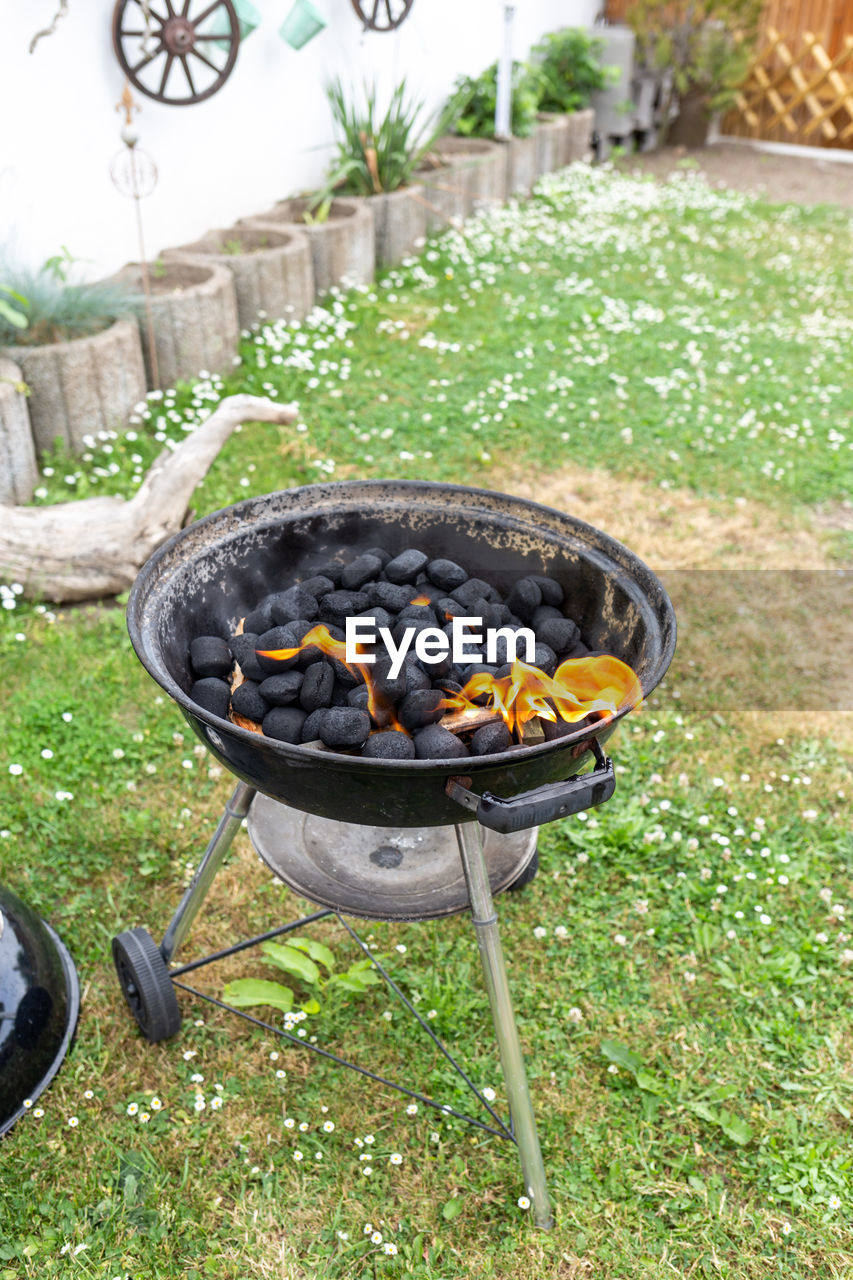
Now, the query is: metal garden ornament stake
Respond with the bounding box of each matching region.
[111,82,160,388]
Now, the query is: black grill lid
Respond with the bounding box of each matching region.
[0,885,80,1136]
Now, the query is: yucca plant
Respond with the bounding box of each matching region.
[317,78,471,201]
[0,258,136,348]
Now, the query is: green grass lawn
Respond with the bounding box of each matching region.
[1,165,851,1278]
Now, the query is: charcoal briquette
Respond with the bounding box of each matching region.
[347,685,371,712]
[542,710,577,741]
[256,624,304,673]
[436,597,467,620]
[301,709,329,743]
[230,680,269,722]
[561,640,590,660]
[450,577,500,607]
[355,606,393,631]
[361,731,416,760]
[258,671,304,705]
[397,603,437,625]
[299,661,335,712]
[505,577,542,622]
[330,681,353,707]
[391,616,438,647]
[190,635,232,679]
[536,616,580,654]
[470,721,512,756]
[319,590,369,626]
[362,546,392,567]
[372,658,408,706]
[262,706,308,743]
[269,586,320,625]
[190,677,231,719]
[314,560,345,587]
[384,548,428,585]
[365,581,414,613]
[229,632,266,682]
[532,643,558,675]
[319,707,371,749]
[413,725,468,760]
[404,661,433,693]
[531,604,564,628]
[341,553,384,591]
[529,575,564,607]
[243,600,275,635]
[398,688,445,731]
[426,558,468,592]
[298,574,336,598]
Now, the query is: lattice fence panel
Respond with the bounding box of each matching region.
[722,27,853,148]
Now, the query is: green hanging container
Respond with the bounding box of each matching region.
[233,0,261,39]
[279,0,327,49]
[210,0,260,48]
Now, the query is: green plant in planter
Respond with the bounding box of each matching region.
[452,61,542,139]
[0,284,28,334]
[316,78,470,202]
[530,28,614,113]
[627,0,762,141]
[0,255,137,348]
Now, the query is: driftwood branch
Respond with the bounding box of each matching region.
[0,394,297,602]
[29,0,69,54]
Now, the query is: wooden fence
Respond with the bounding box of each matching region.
[722,24,853,149]
[601,0,853,150]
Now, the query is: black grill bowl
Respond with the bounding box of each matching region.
[127,480,676,827]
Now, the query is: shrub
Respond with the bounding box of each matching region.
[531,28,612,113]
[452,61,542,139]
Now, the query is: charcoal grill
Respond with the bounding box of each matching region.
[113,479,675,1227]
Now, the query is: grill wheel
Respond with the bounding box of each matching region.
[112,927,181,1043]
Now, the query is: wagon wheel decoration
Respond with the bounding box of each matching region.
[350,0,415,33]
[112,0,240,106]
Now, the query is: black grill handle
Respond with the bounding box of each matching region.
[446,740,615,834]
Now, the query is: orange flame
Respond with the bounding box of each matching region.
[257,627,642,743]
[442,654,642,738]
[257,624,402,729]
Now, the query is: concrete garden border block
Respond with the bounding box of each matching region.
[0,357,37,503]
[341,188,428,270]
[412,160,468,235]
[113,260,240,390]
[433,137,506,216]
[164,226,314,330]
[503,135,539,198]
[2,318,147,456]
[239,198,375,296]
[536,114,571,176]
[567,109,595,163]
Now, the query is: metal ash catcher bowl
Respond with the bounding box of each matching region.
[112,480,676,1228]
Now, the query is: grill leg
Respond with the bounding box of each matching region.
[160,781,257,965]
[454,821,554,1230]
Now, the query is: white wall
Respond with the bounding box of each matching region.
[0,1,599,281]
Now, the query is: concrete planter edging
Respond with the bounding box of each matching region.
[0,357,38,503]
[433,137,507,217]
[112,260,240,390]
[164,226,315,330]
[337,187,428,270]
[239,198,375,296]
[2,318,147,456]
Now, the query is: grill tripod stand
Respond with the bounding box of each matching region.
[112,780,558,1229]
